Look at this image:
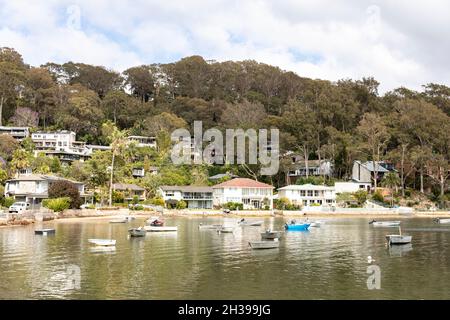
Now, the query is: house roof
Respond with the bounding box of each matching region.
[160,185,213,193]
[278,184,334,191]
[113,183,145,191]
[208,173,239,180]
[357,161,390,173]
[212,178,274,189]
[6,174,83,185]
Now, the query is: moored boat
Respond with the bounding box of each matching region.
[285,220,310,231]
[128,227,146,237]
[147,218,164,226]
[261,230,283,240]
[434,218,450,224]
[144,226,178,232]
[238,219,264,226]
[369,220,401,227]
[88,239,116,246]
[35,228,56,235]
[198,223,223,230]
[249,240,280,249]
[216,226,235,233]
[386,226,412,245]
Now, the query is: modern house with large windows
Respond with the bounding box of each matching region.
[0,126,30,141]
[158,186,213,209]
[278,184,336,207]
[212,178,274,209]
[352,161,396,187]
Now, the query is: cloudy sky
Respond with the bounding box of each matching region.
[0,0,449,92]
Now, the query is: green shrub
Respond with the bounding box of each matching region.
[43,197,71,212]
[112,191,124,203]
[1,197,15,208]
[372,190,384,203]
[353,190,368,206]
[176,200,187,209]
[48,180,82,209]
[223,202,243,210]
[150,197,165,206]
[131,205,144,211]
[404,189,412,198]
[132,195,140,205]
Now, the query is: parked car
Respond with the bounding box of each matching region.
[9,202,31,213]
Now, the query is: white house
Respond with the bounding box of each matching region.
[127,136,157,148]
[32,130,77,151]
[334,181,371,194]
[159,186,213,209]
[0,126,30,141]
[286,157,333,184]
[278,184,336,207]
[4,174,91,208]
[212,178,274,209]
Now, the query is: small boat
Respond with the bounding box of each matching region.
[109,218,127,224]
[261,230,283,240]
[88,239,116,246]
[386,226,412,245]
[144,226,178,232]
[238,219,264,226]
[249,240,280,250]
[434,218,450,224]
[308,221,322,228]
[369,220,401,227]
[284,220,310,231]
[128,227,146,237]
[146,218,164,226]
[198,223,223,230]
[35,228,56,235]
[124,216,136,221]
[217,226,235,233]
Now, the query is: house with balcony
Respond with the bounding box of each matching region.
[158,185,213,209]
[4,174,91,208]
[0,126,30,141]
[286,156,333,184]
[212,178,274,209]
[127,136,157,148]
[278,184,336,207]
[112,183,146,201]
[132,167,159,178]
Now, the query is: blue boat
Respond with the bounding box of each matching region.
[284,222,310,231]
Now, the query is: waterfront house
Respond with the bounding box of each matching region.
[158,186,213,209]
[4,174,91,208]
[212,178,274,209]
[352,161,396,187]
[278,184,336,207]
[112,183,146,201]
[132,167,159,178]
[0,126,30,141]
[334,181,371,193]
[286,156,333,184]
[127,136,157,148]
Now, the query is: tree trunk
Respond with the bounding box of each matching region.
[372,159,378,191]
[401,145,405,197]
[109,153,115,207]
[420,167,424,193]
[304,146,309,179]
[0,95,4,126]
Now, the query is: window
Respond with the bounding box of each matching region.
[307,190,313,197]
[314,190,319,197]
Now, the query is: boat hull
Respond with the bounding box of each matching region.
[198,224,222,230]
[239,220,264,226]
[128,228,146,237]
[35,229,56,235]
[109,219,127,224]
[285,223,310,231]
[437,218,450,224]
[144,226,178,232]
[372,221,401,227]
[386,235,412,245]
[249,241,279,249]
[88,239,116,246]
[217,226,235,233]
[261,231,283,240]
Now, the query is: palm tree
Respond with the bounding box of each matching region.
[381,172,401,207]
[10,149,32,177]
[102,123,129,207]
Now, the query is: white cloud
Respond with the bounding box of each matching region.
[0,0,449,92]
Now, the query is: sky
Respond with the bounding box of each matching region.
[0,0,449,93]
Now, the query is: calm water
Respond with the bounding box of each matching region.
[0,216,449,300]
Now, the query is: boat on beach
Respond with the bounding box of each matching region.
[370,220,401,227]
[249,239,280,249]
[238,219,264,226]
[261,230,283,240]
[144,226,178,232]
[109,218,128,224]
[128,227,146,237]
[285,220,310,231]
[35,228,56,235]
[88,239,116,246]
[434,218,450,224]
